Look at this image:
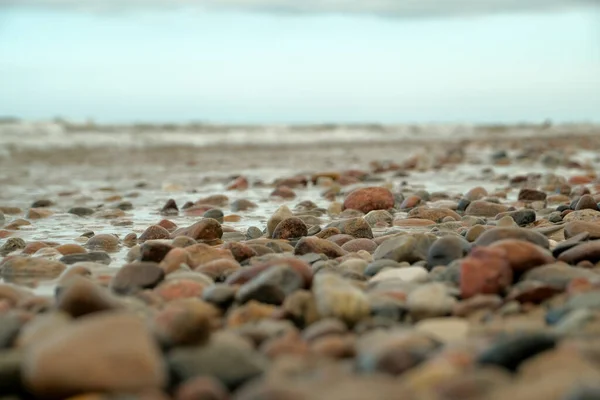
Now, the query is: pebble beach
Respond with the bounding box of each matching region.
[2,120,600,399]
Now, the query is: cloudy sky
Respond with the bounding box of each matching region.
[0,0,599,124]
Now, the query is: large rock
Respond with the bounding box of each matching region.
[0,256,66,278]
[465,201,511,217]
[342,187,394,214]
[474,227,549,248]
[170,218,223,241]
[23,312,166,397]
[460,247,513,299]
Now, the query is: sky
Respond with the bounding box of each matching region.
[0,1,599,124]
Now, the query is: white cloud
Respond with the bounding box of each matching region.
[1,0,598,17]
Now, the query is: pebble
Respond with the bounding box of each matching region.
[231,199,258,212]
[373,234,435,264]
[170,218,223,242]
[139,225,171,242]
[266,205,294,236]
[0,256,66,278]
[427,235,471,268]
[465,200,511,217]
[68,207,95,217]
[271,217,308,240]
[408,206,461,222]
[294,237,347,258]
[85,234,120,252]
[370,266,428,283]
[342,186,394,213]
[60,251,112,265]
[203,208,224,223]
[407,282,457,320]
[22,312,166,397]
[313,273,369,325]
[326,217,373,239]
[110,262,165,294]
[474,227,550,248]
[574,194,600,211]
[460,247,512,299]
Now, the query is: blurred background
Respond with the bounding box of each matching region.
[1,0,599,125]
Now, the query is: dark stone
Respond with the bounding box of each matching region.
[59,252,112,265]
[552,232,590,258]
[161,199,179,216]
[31,199,53,208]
[427,235,471,268]
[140,242,173,263]
[202,284,236,309]
[477,333,556,372]
[68,207,95,217]
[457,198,471,213]
[518,189,547,202]
[203,209,224,224]
[235,266,304,305]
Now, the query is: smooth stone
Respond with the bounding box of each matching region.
[364,210,393,227]
[56,276,122,318]
[266,206,293,237]
[231,199,258,212]
[407,282,457,321]
[574,194,600,211]
[414,317,469,343]
[68,207,95,217]
[170,219,223,241]
[497,209,536,226]
[85,234,120,252]
[427,235,471,268]
[326,217,373,239]
[460,247,512,299]
[271,217,308,240]
[474,227,550,248]
[312,273,370,326]
[370,266,428,283]
[138,225,171,242]
[341,238,378,254]
[518,189,547,202]
[552,232,591,257]
[563,209,600,222]
[477,333,556,372]
[203,209,224,224]
[294,237,347,259]
[465,201,511,217]
[22,312,166,397]
[153,299,217,347]
[488,239,555,273]
[564,221,600,240]
[342,187,394,214]
[168,333,268,390]
[373,234,436,264]
[59,252,112,265]
[407,207,461,223]
[235,266,304,305]
[1,238,26,255]
[558,240,600,264]
[110,262,165,294]
[364,259,407,277]
[0,256,66,277]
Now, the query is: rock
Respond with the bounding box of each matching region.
[171,219,223,242]
[0,256,66,277]
[168,333,268,390]
[313,273,369,326]
[174,376,229,400]
[370,266,428,283]
[295,237,347,259]
[563,209,600,222]
[498,209,536,226]
[558,240,600,264]
[342,187,394,213]
[574,194,599,211]
[110,262,165,294]
[453,295,503,317]
[270,186,296,199]
[56,275,122,317]
[159,248,191,274]
[153,299,217,347]
[326,217,373,239]
[427,236,471,268]
[477,333,556,372]
[185,244,233,268]
[22,312,166,397]
[408,207,461,223]
[521,262,596,290]
[235,266,304,305]
[474,227,550,248]
[414,317,469,343]
[564,221,600,240]
[59,252,112,265]
[364,259,405,277]
[196,259,241,281]
[341,238,378,253]
[407,282,457,320]
[272,217,308,240]
[26,208,53,219]
[195,195,229,207]
[227,176,249,191]
[400,195,422,209]
[0,238,26,256]
[203,209,224,223]
[364,210,393,227]
[231,199,258,212]
[140,241,174,263]
[518,189,547,202]
[488,239,555,273]
[465,187,488,201]
[155,278,208,302]
[266,206,294,237]
[373,234,435,264]
[465,201,511,217]
[139,225,171,242]
[85,234,120,252]
[460,247,513,299]
[55,243,87,255]
[160,199,179,215]
[68,207,95,217]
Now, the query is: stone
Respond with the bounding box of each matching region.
[498,209,537,226]
[171,218,223,242]
[295,237,347,259]
[563,209,600,222]
[159,248,191,274]
[326,217,373,239]
[139,225,171,242]
[313,273,369,326]
[341,238,378,254]
[160,199,179,215]
[414,317,469,343]
[427,235,471,268]
[56,276,122,318]
[196,258,241,281]
[235,266,304,305]
[574,194,600,211]
[272,217,308,240]
[221,242,256,263]
[565,221,600,240]
[59,251,112,265]
[364,210,393,227]
[460,247,513,299]
[231,199,258,212]
[174,376,229,400]
[22,312,166,397]
[488,239,555,273]
[140,241,174,263]
[342,187,394,213]
[0,256,66,277]
[408,207,461,223]
[153,299,217,347]
[0,238,26,256]
[55,243,87,255]
[110,262,165,294]
[477,333,556,372]
[370,266,428,283]
[185,244,234,268]
[558,240,600,264]
[202,209,224,224]
[168,333,268,390]
[266,206,294,237]
[465,201,511,217]
[518,189,547,202]
[364,259,406,277]
[407,282,457,320]
[373,234,435,264]
[68,207,95,217]
[521,262,596,290]
[85,234,120,252]
[195,195,229,207]
[474,227,550,248]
